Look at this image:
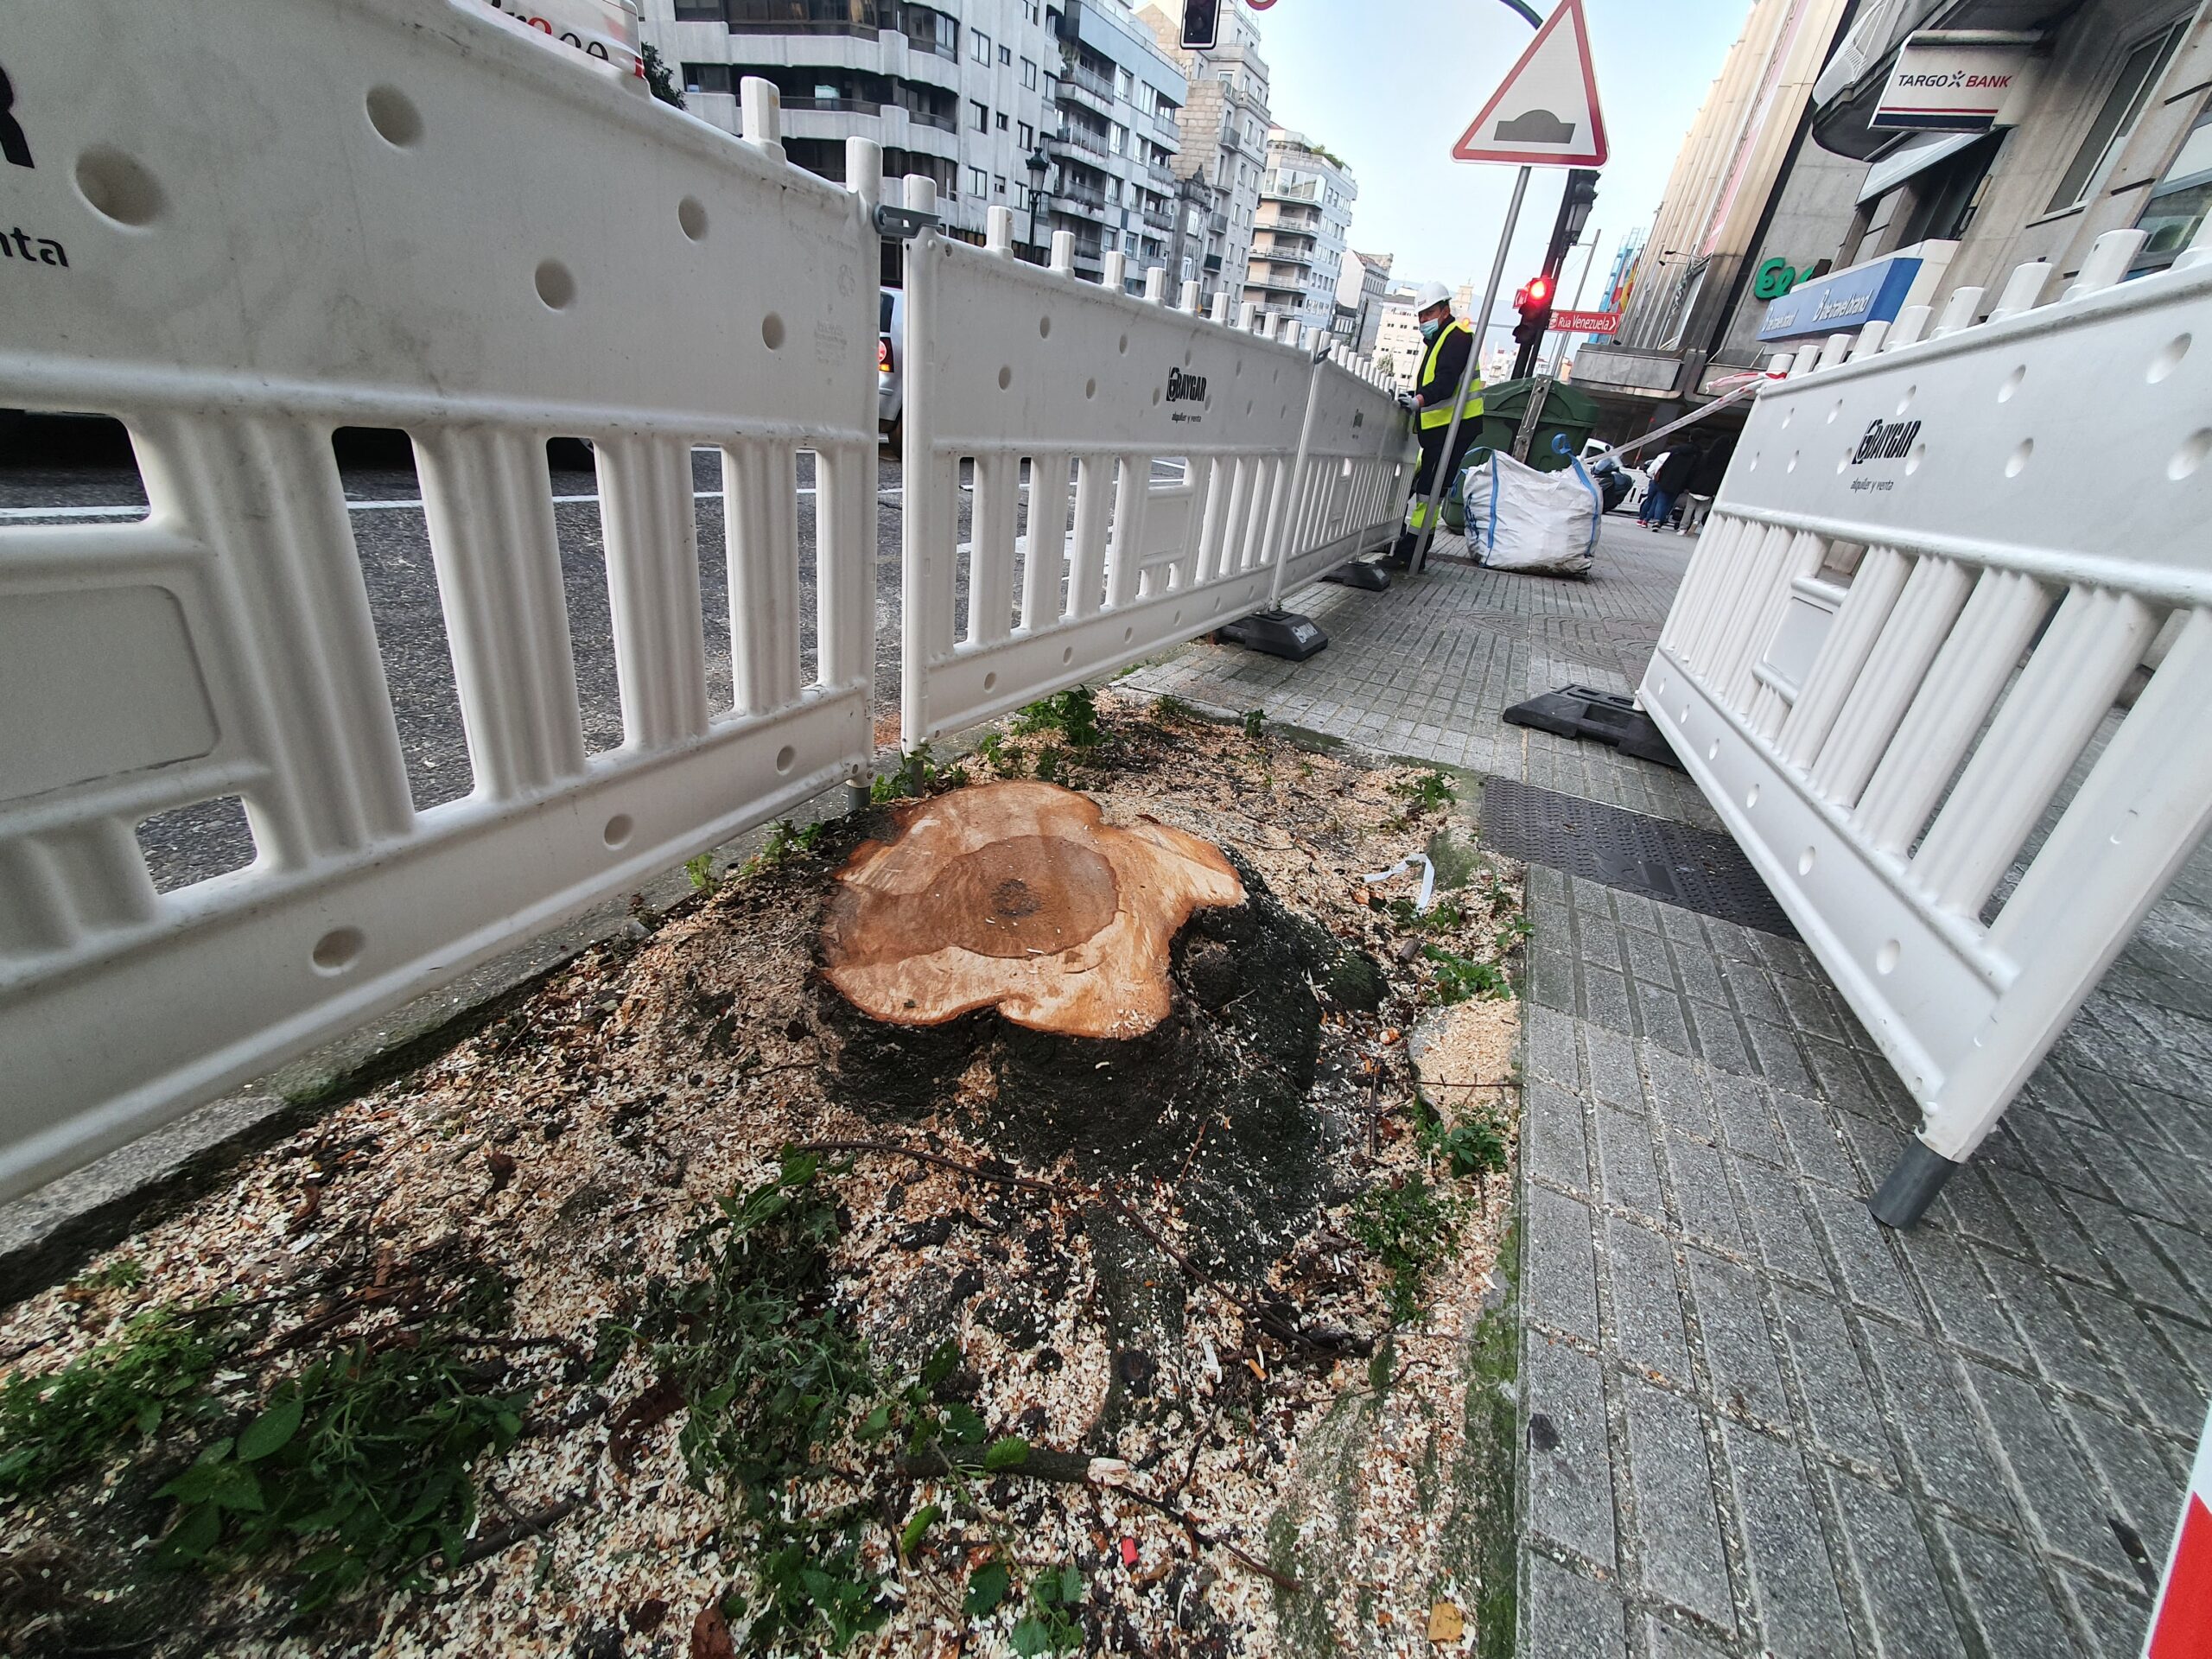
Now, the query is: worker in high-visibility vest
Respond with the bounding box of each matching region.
[1385,281,1484,568]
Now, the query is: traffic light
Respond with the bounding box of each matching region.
[1512,273,1554,353]
[1180,0,1220,49]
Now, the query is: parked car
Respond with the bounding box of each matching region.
[879,286,903,449]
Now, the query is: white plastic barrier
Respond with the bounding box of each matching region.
[899,215,1413,747]
[0,1,879,1198]
[1641,224,2212,1221]
[1270,347,1421,601]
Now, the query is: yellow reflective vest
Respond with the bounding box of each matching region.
[1416,317,1484,431]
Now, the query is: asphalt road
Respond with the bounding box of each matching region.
[2,423,915,891]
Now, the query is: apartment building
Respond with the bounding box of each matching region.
[1134,0,1273,310]
[641,0,1184,283]
[1043,0,1189,288]
[1245,128,1357,334]
[1333,249,1393,353]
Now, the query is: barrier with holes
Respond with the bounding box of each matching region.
[0,0,880,1199]
[899,206,1414,747]
[1641,223,2212,1222]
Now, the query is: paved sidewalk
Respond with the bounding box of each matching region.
[1128,520,2212,1657]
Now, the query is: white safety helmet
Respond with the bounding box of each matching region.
[1414,281,1452,314]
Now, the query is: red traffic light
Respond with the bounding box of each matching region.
[1525,274,1552,308]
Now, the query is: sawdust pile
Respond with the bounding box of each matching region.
[0,692,1526,1659]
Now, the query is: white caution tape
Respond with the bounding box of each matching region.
[1362,853,1438,913]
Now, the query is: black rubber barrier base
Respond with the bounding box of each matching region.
[1218,610,1329,662]
[1503,684,1684,771]
[1869,1138,1961,1228]
[1319,561,1391,592]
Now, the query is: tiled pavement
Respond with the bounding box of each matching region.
[1128,521,2212,1656]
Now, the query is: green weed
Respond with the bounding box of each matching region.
[1422,944,1509,1005]
[1350,1168,1469,1325]
[1432,1108,1510,1179]
[156,1339,530,1611]
[0,1305,234,1497]
[1389,770,1457,819]
[684,852,719,892]
[741,819,826,878]
[637,1153,886,1650]
[1149,695,1198,726]
[1012,686,1103,750]
[1242,707,1268,744]
[976,733,1028,779]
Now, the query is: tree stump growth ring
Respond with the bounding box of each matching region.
[821,781,1245,1040]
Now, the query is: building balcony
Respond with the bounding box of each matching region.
[1211,213,1229,234]
[1142,205,1174,232]
[1146,160,1178,189]
[906,105,956,132]
[1050,122,1109,159]
[725,0,882,35]
[782,96,882,115]
[1060,60,1116,103]
[1259,245,1311,268]
[1054,190,1108,220]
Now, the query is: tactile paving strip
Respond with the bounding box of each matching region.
[1479,778,1799,938]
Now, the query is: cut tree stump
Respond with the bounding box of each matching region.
[820,781,1244,1040]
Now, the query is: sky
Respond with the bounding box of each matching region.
[1245,0,1752,349]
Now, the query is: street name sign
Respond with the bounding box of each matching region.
[1553,308,1620,334]
[1452,0,1609,168]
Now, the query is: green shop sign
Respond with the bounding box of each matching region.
[1752,256,1803,300]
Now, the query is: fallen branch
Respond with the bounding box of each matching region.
[452,1490,588,1568]
[792,1139,1370,1357]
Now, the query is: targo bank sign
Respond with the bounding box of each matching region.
[1874,30,2042,133]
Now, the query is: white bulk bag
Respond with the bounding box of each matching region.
[1461,450,1602,576]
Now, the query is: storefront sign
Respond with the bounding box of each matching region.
[1751,257,1802,299]
[1757,252,1923,342]
[1874,31,2039,133]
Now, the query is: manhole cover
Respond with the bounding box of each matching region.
[1480,779,1797,938]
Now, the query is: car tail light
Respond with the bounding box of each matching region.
[878,337,893,372]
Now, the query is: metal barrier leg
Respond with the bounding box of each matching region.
[1869,1138,1960,1227]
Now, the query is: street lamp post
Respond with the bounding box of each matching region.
[1025,148,1052,264]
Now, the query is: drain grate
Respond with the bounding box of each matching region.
[1480,778,1798,938]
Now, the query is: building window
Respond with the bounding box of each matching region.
[1658,259,1707,351]
[971,29,991,64]
[673,0,723,18]
[971,166,989,197]
[1019,121,1033,149]
[2135,100,2212,269]
[1110,124,1127,155]
[2046,22,2188,215]
[1021,57,1038,90]
[998,44,1012,65]
[903,6,956,59]
[681,61,734,94]
[972,99,989,131]
[995,111,1007,130]
[995,175,1007,195]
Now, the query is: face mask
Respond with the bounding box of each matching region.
[1420,317,1442,341]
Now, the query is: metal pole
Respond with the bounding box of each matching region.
[1547,227,1601,378]
[1410,163,1528,575]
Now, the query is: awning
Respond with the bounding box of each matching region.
[1859,131,1982,203]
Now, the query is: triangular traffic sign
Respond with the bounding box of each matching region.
[1452,0,1609,167]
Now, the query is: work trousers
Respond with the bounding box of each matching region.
[1393,422,1482,557]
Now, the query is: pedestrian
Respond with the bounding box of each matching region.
[1677,433,1735,535]
[1641,439,1700,531]
[1384,282,1485,568]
